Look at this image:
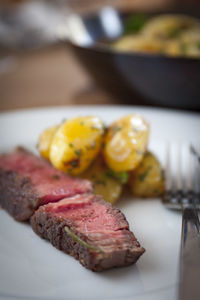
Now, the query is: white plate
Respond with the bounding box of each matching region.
[0,106,200,300]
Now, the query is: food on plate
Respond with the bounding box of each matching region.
[129,151,165,197]
[81,155,123,204]
[103,114,149,172]
[37,114,164,202]
[113,14,200,58]
[49,116,105,175]
[37,125,58,160]
[0,147,145,270]
[31,193,145,271]
[0,147,93,221]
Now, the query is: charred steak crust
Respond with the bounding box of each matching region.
[31,194,145,271]
[0,169,39,221]
[0,147,93,221]
[0,147,145,271]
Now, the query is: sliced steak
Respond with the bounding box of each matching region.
[31,193,145,271]
[0,147,93,221]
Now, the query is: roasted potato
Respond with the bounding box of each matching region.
[103,114,149,172]
[114,35,164,54]
[141,15,199,39]
[164,39,182,56]
[179,27,200,58]
[129,151,165,197]
[81,155,123,204]
[37,125,58,160]
[49,116,105,175]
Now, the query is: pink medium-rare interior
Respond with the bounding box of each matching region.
[44,194,129,238]
[0,149,93,204]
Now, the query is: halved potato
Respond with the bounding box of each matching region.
[129,151,165,197]
[81,155,123,204]
[49,116,105,175]
[37,125,59,160]
[103,114,149,172]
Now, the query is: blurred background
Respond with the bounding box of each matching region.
[0,0,199,111]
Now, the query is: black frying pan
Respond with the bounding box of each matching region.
[65,5,200,111]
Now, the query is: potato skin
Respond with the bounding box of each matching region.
[38,125,58,160]
[49,116,105,175]
[103,114,149,172]
[81,155,122,204]
[129,151,165,198]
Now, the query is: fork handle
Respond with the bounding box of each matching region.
[179,206,200,300]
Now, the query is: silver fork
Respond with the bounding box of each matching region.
[162,144,200,300]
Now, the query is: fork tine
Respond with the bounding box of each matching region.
[165,143,172,192]
[186,146,193,192]
[176,144,183,192]
[163,143,200,210]
[190,144,200,195]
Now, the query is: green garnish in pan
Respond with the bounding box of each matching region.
[64,226,103,253]
[124,13,148,34]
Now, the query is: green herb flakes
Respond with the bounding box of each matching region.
[106,169,129,184]
[74,149,82,158]
[124,13,148,34]
[64,159,80,168]
[138,166,152,182]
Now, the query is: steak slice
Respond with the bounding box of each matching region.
[31,193,145,271]
[0,147,93,221]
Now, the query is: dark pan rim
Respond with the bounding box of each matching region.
[66,40,200,63]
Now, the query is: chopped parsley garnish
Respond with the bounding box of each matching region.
[138,166,152,182]
[74,149,82,158]
[112,126,122,133]
[94,178,107,186]
[65,159,80,168]
[69,143,74,148]
[105,169,129,184]
[64,226,103,253]
[124,13,148,34]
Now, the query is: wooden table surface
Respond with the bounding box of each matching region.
[0,44,119,112]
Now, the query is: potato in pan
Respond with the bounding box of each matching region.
[113,14,200,58]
